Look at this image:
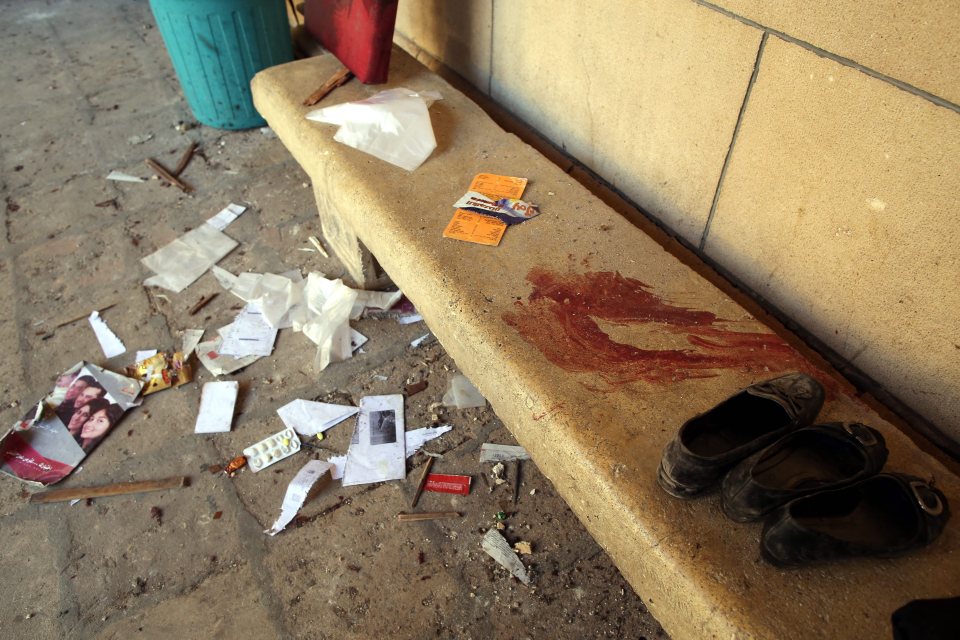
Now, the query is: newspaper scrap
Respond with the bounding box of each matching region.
[125,351,193,396]
[265,460,333,536]
[442,374,486,409]
[482,529,531,585]
[88,311,126,358]
[443,174,528,246]
[424,473,471,495]
[276,399,358,437]
[194,381,238,434]
[325,425,451,480]
[0,362,143,485]
[140,203,247,293]
[479,443,530,463]
[453,191,540,226]
[219,304,278,357]
[342,395,406,486]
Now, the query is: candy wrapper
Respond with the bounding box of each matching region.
[126,351,193,396]
[452,190,540,226]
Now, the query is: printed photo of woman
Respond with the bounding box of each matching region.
[74,399,124,451]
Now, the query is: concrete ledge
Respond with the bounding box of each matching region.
[252,50,960,640]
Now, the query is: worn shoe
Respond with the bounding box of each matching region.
[721,422,888,522]
[657,373,825,498]
[760,473,950,567]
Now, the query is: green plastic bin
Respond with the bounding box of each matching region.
[149,0,293,129]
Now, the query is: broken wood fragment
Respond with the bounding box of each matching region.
[396,511,462,523]
[145,157,193,193]
[302,67,353,106]
[172,141,197,176]
[188,292,218,315]
[30,476,190,504]
[55,302,117,329]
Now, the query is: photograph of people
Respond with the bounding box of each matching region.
[55,375,105,425]
[75,399,123,451]
[48,369,80,406]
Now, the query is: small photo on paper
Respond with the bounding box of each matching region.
[369,410,397,445]
[54,368,124,452]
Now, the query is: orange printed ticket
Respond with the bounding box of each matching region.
[443,173,526,246]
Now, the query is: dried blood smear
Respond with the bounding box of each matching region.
[503,268,831,388]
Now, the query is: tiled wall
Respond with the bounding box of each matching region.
[395,0,960,445]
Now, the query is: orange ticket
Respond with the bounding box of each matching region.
[442,210,507,246]
[444,174,526,246]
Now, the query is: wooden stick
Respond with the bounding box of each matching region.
[303,67,353,106]
[513,460,522,505]
[30,476,189,504]
[188,292,218,316]
[410,456,435,508]
[55,303,117,329]
[396,511,461,523]
[145,158,193,193]
[172,141,197,176]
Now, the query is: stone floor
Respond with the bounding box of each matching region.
[0,1,665,638]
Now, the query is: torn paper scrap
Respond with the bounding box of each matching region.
[194,381,238,434]
[265,460,333,536]
[243,428,301,472]
[442,374,486,409]
[134,349,158,363]
[141,222,238,293]
[305,88,442,172]
[276,399,358,437]
[342,394,406,486]
[88,311,126,358]
[182,329,204,356]
[125,352,193,396]
[398,313,423,325]
[0,362,143,486]
[405,424,452,457]
[350,329,368,352]
[482,529,531,585]
[351,289,403,320]
[219,304,278,357]
[326,454,347,480]
[106,170,144,183]
[205,203,247,231]
[452,191,540,226]
[196,336,262,376]
[410,333,433,348]
[479,443,530,463]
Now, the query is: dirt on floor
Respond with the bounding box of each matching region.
[0,1,666,638]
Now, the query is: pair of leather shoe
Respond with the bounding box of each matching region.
[657,373,950,566]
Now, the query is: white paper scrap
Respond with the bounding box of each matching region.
[106,170,144,183]
[88,311,126,358]
[182,329,204,355]
[196,336,262,376]
[342,395,406,486]
[219,304,278,357]
[194,381,238,434]
[482,529,531,585]
[134,349,157,364]
[141,223,238,293]
[205,203,247,231]
[398,313,423,325]
[265,460,332,536]
[326,455,347,480]
[277,399,358,437]
[442,374,486,409]
[410,333,432,348]
[350,329,368,352]
[405,425,452,457]
[479,443,530,463]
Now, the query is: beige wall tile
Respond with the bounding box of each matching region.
[710,0,960,104]
[488,0,761,244]
[705,36,960,438]
[394,0,493,91]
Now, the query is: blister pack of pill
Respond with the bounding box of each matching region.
[243,428,301,472]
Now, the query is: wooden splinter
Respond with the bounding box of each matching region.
[302,66,353,107]
[410,455,435,508]
[30,476,190,504]
[145,158,193,193]
[396,511,462,523]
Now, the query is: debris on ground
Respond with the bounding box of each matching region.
[441,374,486,409]
[243,429,301,473]
[265,460,333,536]
[410,455,434,508]
[194,381,239,434]
[513,540,533,555]
[481,528,531,585]
[223,455,247,475]
[424,473,471,495]
[88,310,127,358]
[106,170,145,183]
[491,462,507,486]
[126,351,193,396]
[480,443,530,463]
[276,399,358,437]
[396,511,461,523]
[30,476,189,504]
[342,394,406,486]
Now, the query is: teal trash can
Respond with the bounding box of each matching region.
[149,0,293,129]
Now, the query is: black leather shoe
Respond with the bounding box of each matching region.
[721,422,888,522]
[760,473,950,567]
[657,373,825,498]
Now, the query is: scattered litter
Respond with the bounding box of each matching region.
[126,351,193,395]
[305,88,443,172]
[134,349,158,363]
[30,476,188,504]
[325,454,347,479]
[373,374,389,381]
[350,329,368,352]
[397,313,423,325]
[224,455,247,474]
[127,133,154,145]
[424,473,471,495]
[276,399,358,437]
[480,443,530,463]
[302,66,353,107]
[442,374,486,409]
[443,174,528,246]
[265,460,333,536]
[88,310,126,358]
[181,329,204,355]
[308,235,329,258]
[397,511,461,523]
[244,428,301,472]
[404,380,428,397]
[405,425,452,457]
[194,381,238,434]
[529,488,536,496]
[513,541,533,555]
[351,289,403,319]
[106,170,144,183]
[219,304,279,357]
[259,126,277,138]
[453,191,540,225]
[145,157,192,193]
[196,332,262,376]
[205,202,247,232]
[150,505,163,525]
[410,456,435,508]
[491,462,507,486]
[0,362,143,485]
[140,203,247,293]
[481,529,531,585]
[188,293,218,315]
[342,394,406,486]
[410,333,433,348]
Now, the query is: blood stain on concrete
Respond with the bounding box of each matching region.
[503,268,830,388]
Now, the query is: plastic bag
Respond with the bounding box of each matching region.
[305,88,442,172]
